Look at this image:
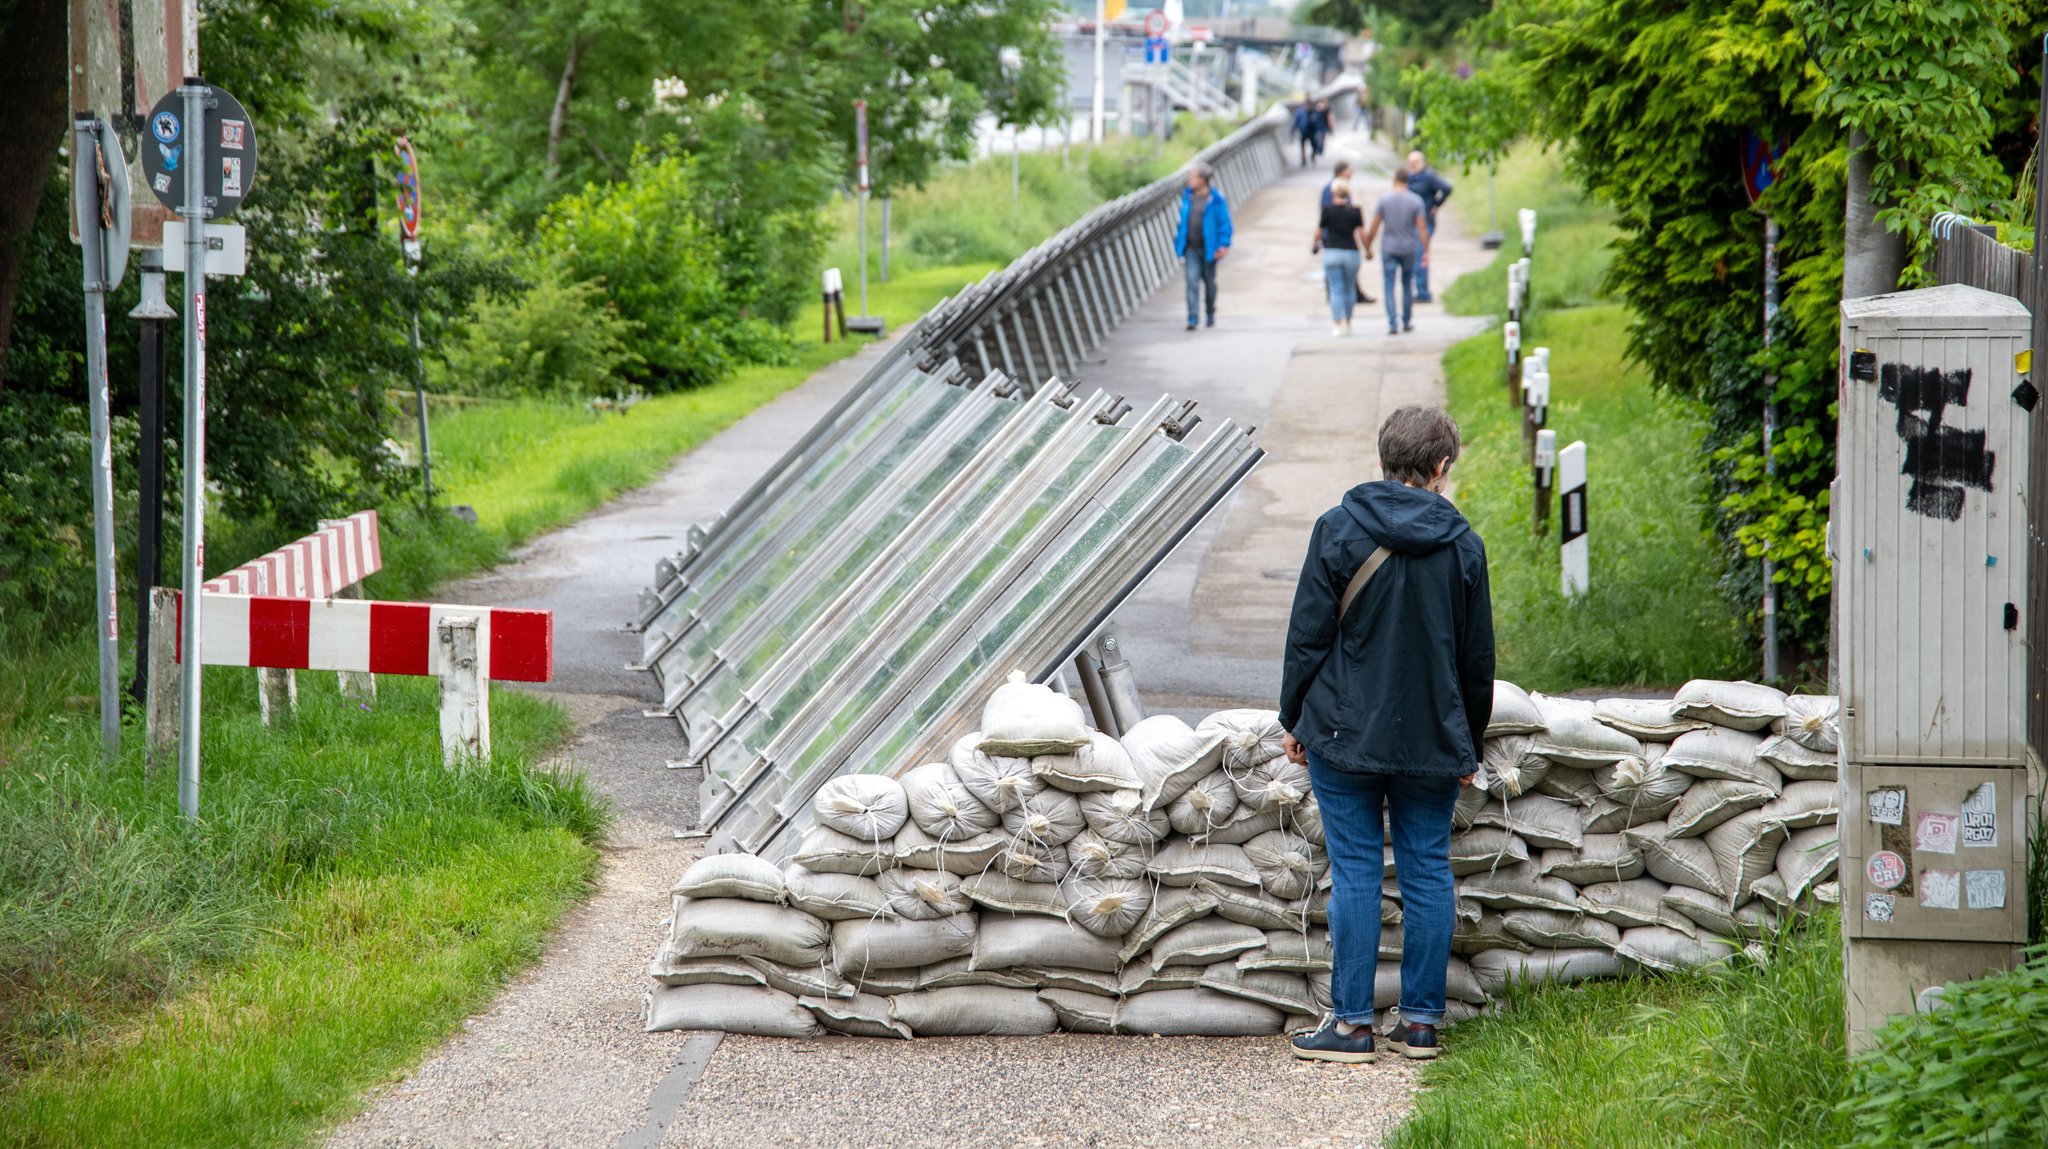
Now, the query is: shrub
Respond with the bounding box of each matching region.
[436,269,640,400]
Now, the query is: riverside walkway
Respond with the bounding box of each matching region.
[326,128,1491,1149]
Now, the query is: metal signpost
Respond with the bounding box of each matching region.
[1743,130,1785,682]
[141,79,258,818]
[395,136,433,506]
[855,100,870,317]
[73,117,132,760]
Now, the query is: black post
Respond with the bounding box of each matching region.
[130,252,175,704]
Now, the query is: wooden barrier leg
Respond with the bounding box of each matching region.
[146,586,181,777]
[437,616,489,765]
[335,582,377,701]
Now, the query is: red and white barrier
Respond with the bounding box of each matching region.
[204,510,382,598]
[177,592,553,683]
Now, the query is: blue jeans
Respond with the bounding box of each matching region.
[1383,251,1419,331]
[1321,247,1361,322]
[1308,752,1460,1026]
[1183,248,1217,324]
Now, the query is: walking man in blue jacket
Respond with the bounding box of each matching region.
[1405,150,1454,303]
[1279,404,1495,1065]
[1172,163,1233,331]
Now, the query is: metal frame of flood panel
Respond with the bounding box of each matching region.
[726,411,1265,859]
[1835,284,2032,766]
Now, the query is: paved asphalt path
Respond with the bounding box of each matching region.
[324,129,1489,1149]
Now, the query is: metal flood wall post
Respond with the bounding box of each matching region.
[1091,621,1146,732]
[1074,647,1119,736]
[177,78,210,821]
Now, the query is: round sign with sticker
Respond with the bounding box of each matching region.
[1866,850,1907,891]
[152,111,181,145]
[140,85,259,219]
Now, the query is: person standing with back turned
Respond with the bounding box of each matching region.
[1172,162,1233,331]
[1363,170,1430,334]
[1405,150,1454,303]
[1279,405,1495,1065]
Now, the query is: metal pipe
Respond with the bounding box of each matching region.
[1074,649,1117,736]
[1095,623,1146,732]
[1762,215,1779,683]
[74,118,121,759]
[177,79,210,819]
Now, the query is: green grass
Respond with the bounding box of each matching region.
[1444,144,1618,319]
[1392,913,1853,1149]
[0,644,603,1148]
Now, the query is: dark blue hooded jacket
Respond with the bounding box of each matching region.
[1279,481,1495,777]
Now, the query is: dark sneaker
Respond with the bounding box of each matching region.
[1389,1021,1439,1060]
[1290,1018,1377,1064]
[1402,320,1415,332]
[1205,314,1216,328]
[1185,322,1198,331]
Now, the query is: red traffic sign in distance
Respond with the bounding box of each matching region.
[1741,130,1786,206]
[1144,8,1169,36]
[394,136,422,240]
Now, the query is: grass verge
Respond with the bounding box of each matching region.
[1391,913,1852,1149]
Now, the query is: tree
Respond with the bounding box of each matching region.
[0,0,74,387]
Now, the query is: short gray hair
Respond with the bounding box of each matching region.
[1188,161,1215,184]
[1378,405,1461,486]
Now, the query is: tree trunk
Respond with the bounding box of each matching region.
[1841,128,1907,300]
[545,36,586,180]
[0,0,76,387]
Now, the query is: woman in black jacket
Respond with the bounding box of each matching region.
[1279,404,1495,1064]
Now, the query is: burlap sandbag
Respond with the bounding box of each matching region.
[646,984,822,1037]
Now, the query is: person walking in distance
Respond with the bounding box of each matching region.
[1172,162,1233,331]
[1363,170,1430,334]
[1293,100,1316,166]
[1314,179,1367,336]
[1280,405,1495,1065]
[1322,161,1376,305]
[1310,99,1333,162]
[1405,150,1454,303]
[1320,160,1353,206]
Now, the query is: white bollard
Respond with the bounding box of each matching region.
[1518,208,1537,255]
[1527,369,1550,426]
[437,616,491,764]
[1534,428,1558,535]
[1559,440,1589,598]
[1503,320,1521,357]
[1530,346,1550,376]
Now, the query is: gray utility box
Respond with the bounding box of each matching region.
[1833,284,2035,1053]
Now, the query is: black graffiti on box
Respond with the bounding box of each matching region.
[1877,364,1996,521]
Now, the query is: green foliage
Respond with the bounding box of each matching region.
[1391,912,1852,1149]
[1841,946,2048,1148]
[0,395,137,637]
[1407,62,1525,168]
[1307,0,1489,47]
[435,268,640,400]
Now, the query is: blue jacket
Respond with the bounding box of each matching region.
[1280,481,1495,778]
[1173,187,1234,263]
[1407,167,1454,224]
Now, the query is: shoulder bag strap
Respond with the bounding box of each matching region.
[1338,545,1393,622]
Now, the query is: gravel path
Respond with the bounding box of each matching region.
[326,128,1489,1148]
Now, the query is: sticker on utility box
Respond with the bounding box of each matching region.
[1866,788,1905,826]
[1863,893,1895,923]
[1960,783,1998,848]
[1914,811,1959,855]
[1865,851,1906,891]
[1965,869,2006,909]
[1918,868,1961,909]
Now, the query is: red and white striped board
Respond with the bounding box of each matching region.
[204,510,382,598]
[177,592,553,683]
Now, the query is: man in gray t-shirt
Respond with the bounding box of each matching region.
[1364,171,1432,335]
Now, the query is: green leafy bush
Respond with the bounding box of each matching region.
[436,269,640,400]
[1842,947,2048,1147]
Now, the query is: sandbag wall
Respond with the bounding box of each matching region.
[645,677,1842,1039]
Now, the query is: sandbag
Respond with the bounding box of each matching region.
[783,865,892,921]
[1000,786,1087,847]
[1775,694,1840,753]
[1671,679,1787,732]
[900,761,999,839]
[1022,966,1122,997]
[1062,876,1151,937]
[994,839,1070,884]
[1582,792,1682,834]
[1501,908,1622,950]
[950,733,1043,813]
[1453,779,1492,829]
[1450,827,1530,876]
[1665,779,1778,839]
[1759,780,1838,830]
[1039,988,1118,1033]
[978,671,1091,756]
[1076,787,1171,845]
[1238,928,1333,971]
[1531,700,1646,768]
[1626,823,1728,899]
[1748,872,1791,909]
[1196,709,1289,769]
[1487,680,1546,736]
[1149,840,1260,888]
[1706,810,1789,904]
[1147,918,1268,969]
[1576,877,1681,930]
[1199,965,1318,1015]
[1533,764,1603,806]
[1243,830,1328,900]
[1032,730,1141,793]
[1661,886,1774,939]
[1757,734,1838,782]
[1659,727,1774,787]
[1232,755,1311,813]
[916,956,1039,991]
[1470,793,1585,850]
[1120,963,1209,995]
[846,967,922,994]
[1592,698,1709,741]
[1117,988,1284,1036]
[1474,735,1549,797]
[668,898,831,967]
[1117,886,1219,962]
[1467,948,1624,997]
[799,992,911,1039]
[890,986,1058,1036]
[673,853,787,903]
[646,984,822,1037]
[1290,798,1326,847]
[812,774,910,842]
[1456,862,1581,911]
[791,825,897,877]
[1616,925,1737,972]
[649,950,769,988]
[960,872,1069,917]
[831,913,976,977]
[972,914,1123,972]
[743,957,855,1000]
[875,868,972,921]
[1165,768,1242,837]
[1593,754,1692,808]
[1453,911,1532,955]
[1203,879,1315,932]
[1066,829,1149,880]
[891,824,1008,874]
[1537,833,1643,883]
[1200,804,1287,846]
[1121,714,1227,807]
[1777,825,1839,901]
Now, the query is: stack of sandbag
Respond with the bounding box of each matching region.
[646,675,1842,1039]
